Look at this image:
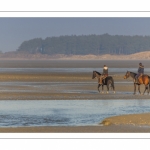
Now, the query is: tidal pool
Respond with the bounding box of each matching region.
[0,100,150,127]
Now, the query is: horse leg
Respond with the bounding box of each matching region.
[111,82,115,94]
[138,84,141,95]
[106,82,109,94]
[101,85,104,93]
[146,85,149,95]
[143,85,148,95]
[134,83,136,95]
[97,84,101,93]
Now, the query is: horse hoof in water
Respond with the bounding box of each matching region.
[114,91,115,94]
[106,91,109,94]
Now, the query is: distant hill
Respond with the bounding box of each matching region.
[0,51,150,60]
[17,34,150,55]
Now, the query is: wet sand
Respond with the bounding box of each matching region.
[101,113,150,126]
[0,72,148,100]
[1,124,150,133]
[0,60,150,132]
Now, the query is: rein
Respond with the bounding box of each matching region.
[93,71,101,78]
[127,71,137,79]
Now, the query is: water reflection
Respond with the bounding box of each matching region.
[0,100,150,127]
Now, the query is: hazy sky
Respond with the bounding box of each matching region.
[1,17,150,52]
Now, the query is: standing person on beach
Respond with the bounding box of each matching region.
[99,65,108,84]
[134,62,144,83]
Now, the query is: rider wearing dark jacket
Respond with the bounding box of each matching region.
[134,62,144,83]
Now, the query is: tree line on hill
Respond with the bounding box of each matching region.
[17,34,150,55]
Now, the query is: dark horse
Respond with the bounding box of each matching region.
[92,71,115,93]
[124,71,150,95]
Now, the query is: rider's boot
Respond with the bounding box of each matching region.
[134,78,138,84]
[99,77,103,85]
[133,78,136,83]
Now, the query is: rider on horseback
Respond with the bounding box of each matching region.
[99,65,108,84]
[134,62,144,83]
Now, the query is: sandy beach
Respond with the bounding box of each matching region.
[0,60,150,132]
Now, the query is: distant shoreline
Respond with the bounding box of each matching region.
[0,51,150,60]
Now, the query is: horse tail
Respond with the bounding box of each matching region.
[148,75,150,84]
[111,77,115,90]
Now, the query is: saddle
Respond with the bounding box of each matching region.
[138,74,143,78]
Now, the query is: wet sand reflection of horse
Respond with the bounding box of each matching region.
[124,71,150,95]
[92,71,115,94]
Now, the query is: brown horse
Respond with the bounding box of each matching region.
[124,71,150,95]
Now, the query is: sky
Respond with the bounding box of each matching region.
[1,17,150,52]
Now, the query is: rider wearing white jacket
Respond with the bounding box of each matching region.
[99,65,108,84]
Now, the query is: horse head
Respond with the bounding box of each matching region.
[92,71,101,79]
[92,71,96,79]
[124,71,130,79]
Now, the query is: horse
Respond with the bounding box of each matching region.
[124,71,150,95]
[92,71,115,93]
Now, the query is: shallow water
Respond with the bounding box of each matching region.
[0,100,150,127]
[0,81,132,94]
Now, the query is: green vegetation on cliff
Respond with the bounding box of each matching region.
[17,34,150,55]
